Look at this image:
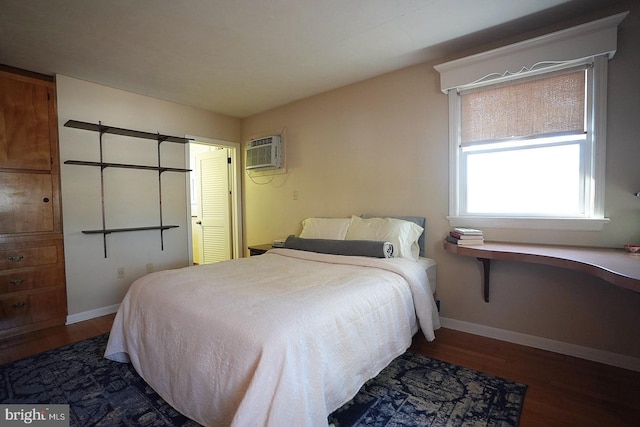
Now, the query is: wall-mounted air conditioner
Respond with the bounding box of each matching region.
[245,135,282,170]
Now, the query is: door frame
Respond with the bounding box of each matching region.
[185,135,243,262]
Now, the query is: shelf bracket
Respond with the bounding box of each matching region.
[477,257,491,302]
[99,121,108,258]
[157,135,164,250]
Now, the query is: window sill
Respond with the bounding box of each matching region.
[446,216,610,231]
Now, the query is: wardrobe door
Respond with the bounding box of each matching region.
[0,172,55,233]
[0,74,52,171]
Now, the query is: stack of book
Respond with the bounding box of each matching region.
[446,228,484,245]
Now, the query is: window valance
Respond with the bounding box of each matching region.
[434,12,628,93]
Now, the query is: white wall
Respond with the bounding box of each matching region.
[56,75,240,319]
[242,3,640,366]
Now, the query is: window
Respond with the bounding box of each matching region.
[461,67,588,217]
[435,12,628,230]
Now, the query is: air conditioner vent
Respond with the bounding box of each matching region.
[245,135,282,170]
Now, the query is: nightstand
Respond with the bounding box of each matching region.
[248,243,274,256]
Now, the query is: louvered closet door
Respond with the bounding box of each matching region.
[196,149,231,263]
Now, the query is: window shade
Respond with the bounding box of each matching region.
[460,70,586,146]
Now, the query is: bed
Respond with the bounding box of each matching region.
[104,216,440,426]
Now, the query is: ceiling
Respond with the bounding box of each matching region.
[0,0,625,118]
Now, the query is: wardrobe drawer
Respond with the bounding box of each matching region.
[0,287,65,330]
[0,265,64,295]
[0,245,58,270]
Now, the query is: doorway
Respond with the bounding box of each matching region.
[187,138,242,264]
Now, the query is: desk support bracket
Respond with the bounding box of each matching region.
[477,258,491,302]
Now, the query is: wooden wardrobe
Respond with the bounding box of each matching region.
[0,66,67,338]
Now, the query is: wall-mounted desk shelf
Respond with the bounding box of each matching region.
[443,240,640,302]
[63,120,192,257]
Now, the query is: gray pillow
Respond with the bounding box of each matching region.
[284,236,393,258]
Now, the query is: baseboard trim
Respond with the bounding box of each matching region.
[66,304,120,325]
[439,317,640,372]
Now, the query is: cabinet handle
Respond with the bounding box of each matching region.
[43,197,50,203]
[11,302,27,309]
[9,279,24,286]
[8,255,24,262]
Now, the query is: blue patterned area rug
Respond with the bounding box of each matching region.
[329,352,527,426]
[1,334,526,426]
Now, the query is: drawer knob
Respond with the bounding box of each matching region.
[8,255,24,262]
[9,279,24,286]
[11,302,27,310]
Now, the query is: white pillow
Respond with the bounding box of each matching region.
[345,216,423,260]
[299,217,351,239]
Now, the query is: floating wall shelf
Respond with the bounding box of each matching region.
[81,225,180,235]
[64,120,192,257]
[64,119,190,144]
[64,160,190,173]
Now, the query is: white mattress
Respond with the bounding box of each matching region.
[418,256,437,294]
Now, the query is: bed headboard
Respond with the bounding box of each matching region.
[362,215,426,257]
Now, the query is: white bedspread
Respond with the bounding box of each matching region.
[104,248,440,427]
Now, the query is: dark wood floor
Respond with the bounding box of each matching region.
[411,329,640,426]
[2,316,639,426]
